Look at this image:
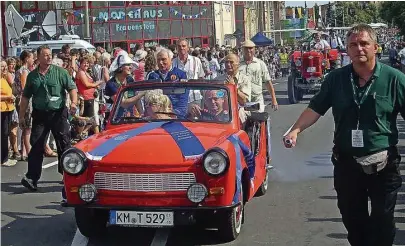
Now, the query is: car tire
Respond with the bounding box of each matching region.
[75,207,108,238]
[255,169,269,197]
[287,75,299,104]
[218,189,244,242]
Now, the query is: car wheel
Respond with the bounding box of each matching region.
[287,75,299,104]
[218,190,244,242]
[255,169,269,197]
[75,207,108,238]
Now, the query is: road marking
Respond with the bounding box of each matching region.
[70,229,89,246]
[150,228,170,246]
[42,161,58,169]
[273,83,279,85]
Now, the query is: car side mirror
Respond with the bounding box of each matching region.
[244,102,260,111]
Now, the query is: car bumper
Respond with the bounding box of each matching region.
[62,202,239,226]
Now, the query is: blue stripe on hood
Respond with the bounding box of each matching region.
[88,121,166,158]
[87,121,205,160]
[161,121,205,159]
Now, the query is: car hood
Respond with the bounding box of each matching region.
[77,122,233,165]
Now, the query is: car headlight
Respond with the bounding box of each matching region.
[62,148,87,175]
[295,60,301,66]
[203,148,229,176]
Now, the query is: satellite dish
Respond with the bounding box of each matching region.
[5,4,25,41]
[42,11,57,37]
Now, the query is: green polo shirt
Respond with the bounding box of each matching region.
[308,62,405,157]
[23,65,76,111]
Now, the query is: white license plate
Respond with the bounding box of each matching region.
[307,67,316,72]
[110,211,174,227]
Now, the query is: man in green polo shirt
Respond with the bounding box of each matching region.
[284,24,405,245]
[19,45,78,191]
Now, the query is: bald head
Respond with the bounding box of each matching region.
[224,53,240,75]
[224,53,240,64]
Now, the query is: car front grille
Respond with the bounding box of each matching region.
[94,172,196,192]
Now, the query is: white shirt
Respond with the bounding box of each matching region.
[329,36,344,49]
[312,39,331,50]
[239,57,271,112]
[172,55,205,102]
[208,58,220,80]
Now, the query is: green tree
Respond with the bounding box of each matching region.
[380,2,405,35]
[333,2,380,27]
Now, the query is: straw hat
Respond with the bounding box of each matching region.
[135,50,147,61]
[243,40,256,48]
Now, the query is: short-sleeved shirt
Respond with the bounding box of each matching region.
[308,61,405,157]
[147,67,189,116]
[172,55,205,102]
[23,65,76,111]
[216,72,251,102]
[0,78,15,112]
[239,57,271,112]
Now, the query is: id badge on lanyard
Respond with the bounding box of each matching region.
[39,72,60,104]
[350,72,374,148]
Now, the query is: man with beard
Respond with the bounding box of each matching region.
[284,24,405,246]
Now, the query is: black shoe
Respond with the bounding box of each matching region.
[21,176,38,191]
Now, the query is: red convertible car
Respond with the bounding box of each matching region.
[61,80,271,241]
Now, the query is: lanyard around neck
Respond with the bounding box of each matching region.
[350,72,374,107]
[350,71,375,129]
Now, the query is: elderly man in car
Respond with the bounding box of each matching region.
[199,89,230,122]
[190,53,251,123]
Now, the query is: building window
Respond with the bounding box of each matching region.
[22,2,36,11]
[91,2,109,8]
[127,22,144,40]
[157,21,171,39]
[183,21,193,37]
[74,1,84,8]
[55,1,74,10]
[170,20,182,37]
[110,1,125,7]
[92,23,110,42]
[193,20,201,36]
[143,21,158,39]
[38,2,49,10]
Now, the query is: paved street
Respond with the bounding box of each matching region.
[1,76,404,246]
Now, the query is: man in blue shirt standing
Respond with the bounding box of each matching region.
[147,48,189,117]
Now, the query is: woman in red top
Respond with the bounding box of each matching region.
[75,56,102,133]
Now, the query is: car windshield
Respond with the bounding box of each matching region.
[111,84,231,124]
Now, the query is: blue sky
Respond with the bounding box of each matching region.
[285,1,333,7]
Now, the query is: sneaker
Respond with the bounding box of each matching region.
[2,159,18,167]
[12,152,21,160]
[21,176,38,191]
